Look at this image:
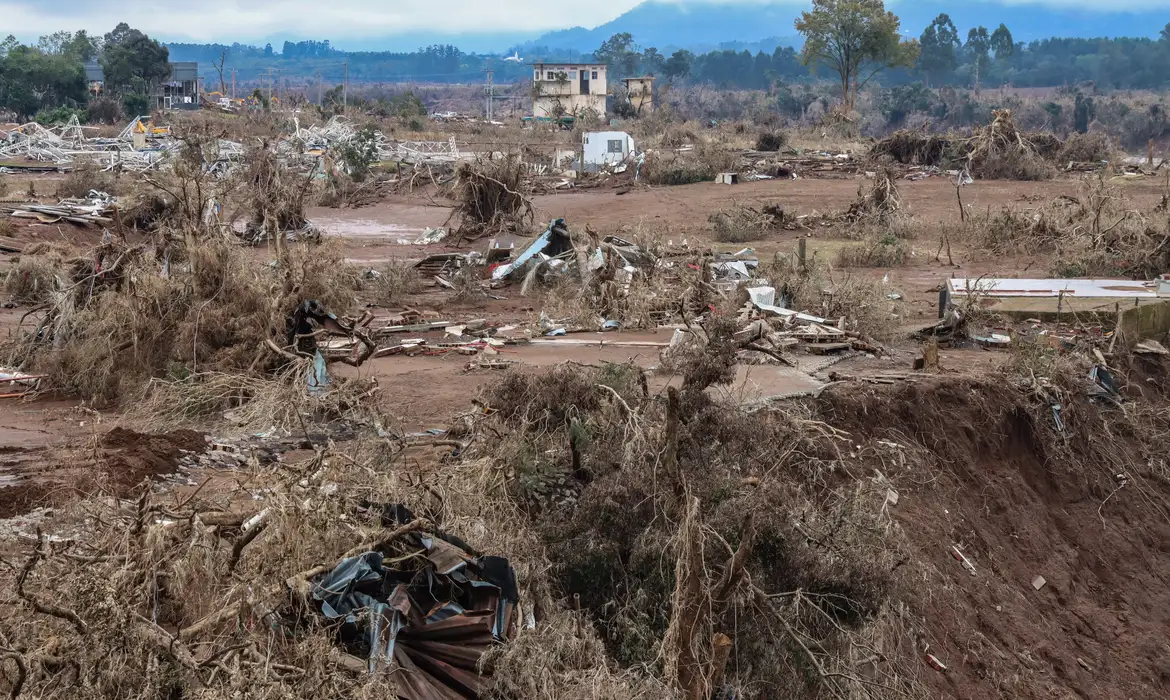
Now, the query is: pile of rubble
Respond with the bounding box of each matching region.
[0,116,180,173]
[1,189,116,225]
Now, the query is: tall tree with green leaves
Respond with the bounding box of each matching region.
[38,30,99,62]
[967,26,991,91]
[641,47,665,76]
[795,0,919,111]
[664,49,694,82]
[917,14,960,87]
[0,45,88,120]
[990,24,1014,61]
[100,23,170,95]
[594,32,640,80]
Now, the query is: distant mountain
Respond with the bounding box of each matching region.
[517,1,802,55]
[516,0,1169,56]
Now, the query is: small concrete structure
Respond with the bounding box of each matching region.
[622,76,655,114]
[582,131,634,172]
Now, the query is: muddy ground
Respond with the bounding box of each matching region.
[1,171,1168,700]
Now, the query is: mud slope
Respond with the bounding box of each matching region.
[820,372,1170,700]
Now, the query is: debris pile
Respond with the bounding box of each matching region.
[0,116,178,172]
[870,110,1110,180]
[2,190,115,225]
[450,157,534,241]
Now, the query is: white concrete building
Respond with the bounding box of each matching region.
[531,63,607,119]
[582,131,635,172]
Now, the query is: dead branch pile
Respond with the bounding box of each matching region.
[3,238,361,405]
[845,168,902,223]
[869,129,954,166]
[870,111,1095,180]
[965,109,1056,180]
[450,156,534,242]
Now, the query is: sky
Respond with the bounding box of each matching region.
[0,0,1164,45]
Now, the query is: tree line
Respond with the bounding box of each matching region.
[0,24,171,122]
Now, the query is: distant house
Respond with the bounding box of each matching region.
[531,62,607,119]
[84,61,104,96]
[154,62,200,111]
[622,77,655,114]
[79,61,200,110]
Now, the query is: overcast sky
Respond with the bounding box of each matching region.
[0,0,1162,45]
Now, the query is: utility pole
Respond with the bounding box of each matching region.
[231,69,236,100]
[317,70,323,107]
[483,69,495,121]
[276,69,281,107]
[343,60,348,113]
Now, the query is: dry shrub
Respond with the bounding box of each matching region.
[835,231,910,268]
[845,168,902,224]
[754,131,788,152]
[474,342,918,699]
[708,203,789,243]
[1058,132,1115,164]
[762,257,899,340]
[373,258,423,304]
[642,142,737,186]
[6,238,359,405]
[241,143,316,243]
[4,247,68,305]
[451,155,533,241]
[659,126,698,149]
[55,162,125,198]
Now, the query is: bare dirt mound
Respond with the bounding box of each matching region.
[0,428,207,519]
[99,427,206,488]
[818,372,1170,700]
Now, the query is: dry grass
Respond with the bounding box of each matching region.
[835,232,911,268]
[54,162,126,199]
[476,342,924,699]
[4,238,360,405]
[3,249,68,305]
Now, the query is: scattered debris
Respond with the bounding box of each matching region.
[950,545,978,577]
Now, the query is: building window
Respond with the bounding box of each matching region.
[607,139,624,154]
[534,70,540,80]
[592,71,598,80]
[569,71,577,79]
[546,71,554,80]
